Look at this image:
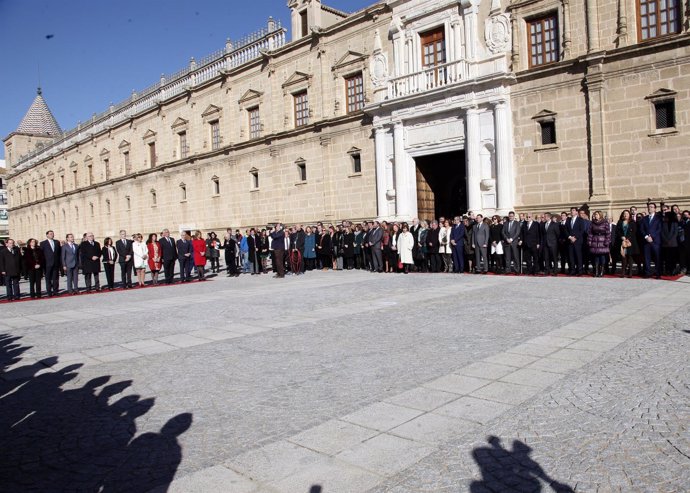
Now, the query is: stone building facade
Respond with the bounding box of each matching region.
[4,0,690,241]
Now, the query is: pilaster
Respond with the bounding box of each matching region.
[374,126,389,218]
[466,107,482,212]
[584,57,610,200]
[494,100,514,213]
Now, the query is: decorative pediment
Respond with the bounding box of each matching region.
[171,117,189,130]
[532,109,557,121]
[99,148,110,157]
[47,171,54,177]
[248,167,259,173]
[295,157,306,165]
[201,104,222,119]
[211,174,219,181]
[179,182,186,188]
[69,161,78,168]
[142,129,157,140]
[57,167,65,174]
[645,88,677,101]
[84,155,93,163]
[332,51,367,72]
[282,71,311,89]
[118,140,131,150]
[347,146,362,155]
[238,89,264,105]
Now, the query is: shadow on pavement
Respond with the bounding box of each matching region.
[0,333,191,492]
[470,435,575,493]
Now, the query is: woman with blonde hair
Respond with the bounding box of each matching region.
[132,233,148,287]
[192,230,208,280]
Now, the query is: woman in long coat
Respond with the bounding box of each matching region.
[147,233,162,285]
[587,211,611,277]
[192,231,207,280]
[342,226,355,270]
[397,223,414,274]
[23,238,45,298]
[303,226,317,271]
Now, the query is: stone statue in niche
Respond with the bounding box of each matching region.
[485,14,511,54]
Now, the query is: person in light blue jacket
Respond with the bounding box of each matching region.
[303,226,316,271]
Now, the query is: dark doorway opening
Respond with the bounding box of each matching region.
[415,150,467,221]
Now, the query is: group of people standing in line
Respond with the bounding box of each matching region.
[1,201,688,301]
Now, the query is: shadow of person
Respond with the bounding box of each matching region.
[470,435,575,493]
[0,333,192,492]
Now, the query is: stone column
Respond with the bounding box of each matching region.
[494,100,514,212]
[585,0,600,52]
[562,0,572,57]
[393,121,410,218]
[585,61,610,200]
[465,107,482,213]
[374,126,389,218]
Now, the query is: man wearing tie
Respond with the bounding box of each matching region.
[176,231,194,282]
[269,223,286,278]
[565,207,586,276]
[502,211,521,274]
[639,202,663,278]
[40,230,62,296]
[450,216,466,274]
[473,214,489,274]
[61,233,80,295]
[520,213,540,275]
[79,232,101,292]
[115,229,134,288]
[540,212,560,276]
[159,228,177,284]
[368,221,384,273]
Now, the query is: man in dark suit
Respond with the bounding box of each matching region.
[540,212,560,276]
[61,233,80,294]
[40,230,62,296]
[639,202,663,278]
[79,232,101,292]
[176,232,194,282]
[450,216,466,273]
[362,223,372,271]
[473,215,489,274]
[369,221,384,273]
[0,238,23,300]
[426,221,441,273]
[270,223,287,278]
[115,229,134,288]
[159,228,177,284]
[520,213,540,275]
[565,207,586,276]
[502,211,521,274]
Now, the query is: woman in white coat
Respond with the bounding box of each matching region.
[397,223,415,274]
[438,219,453,272]
[132,233,148,287]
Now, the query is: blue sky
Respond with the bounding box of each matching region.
[0,0,374,159]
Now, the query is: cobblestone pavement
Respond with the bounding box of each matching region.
[0,271,688,492]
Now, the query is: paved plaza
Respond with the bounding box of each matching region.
[1,271,689,492]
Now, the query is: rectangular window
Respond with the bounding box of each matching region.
[210,121,221,150]
[248,107,261,139]
[106,199,111,215]
[297,162,307,182]
[300,10,309,37]
[50,179,54,195]
[123,151,131,174]
[73,170,78,188]
[87,165,93,185]
[104,158,110,180]
[181,185,187,201]
[213,178,220,195]
[654,100,675,129]
[345,73,365,114]
[251,170,259,189]
[126,196,131,210]
[151,191,157,206]
[528,14,559,67]
[294,91,309,127]
[421,27,446,68]
[540,121,557,145]
[60,175,65,193]
[179,131,188,159]
[149,143,156,167]
[352,153,362,174]
[638,0,681,40]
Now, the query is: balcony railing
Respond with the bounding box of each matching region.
[13,19,287,173]
[387,59,470,99]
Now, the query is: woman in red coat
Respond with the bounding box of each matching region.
[146,233,163,285]
[192,230,207,280]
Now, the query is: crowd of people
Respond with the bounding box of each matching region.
[1,202,688,302]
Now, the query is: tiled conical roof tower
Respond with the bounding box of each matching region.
[16,87,62,136]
